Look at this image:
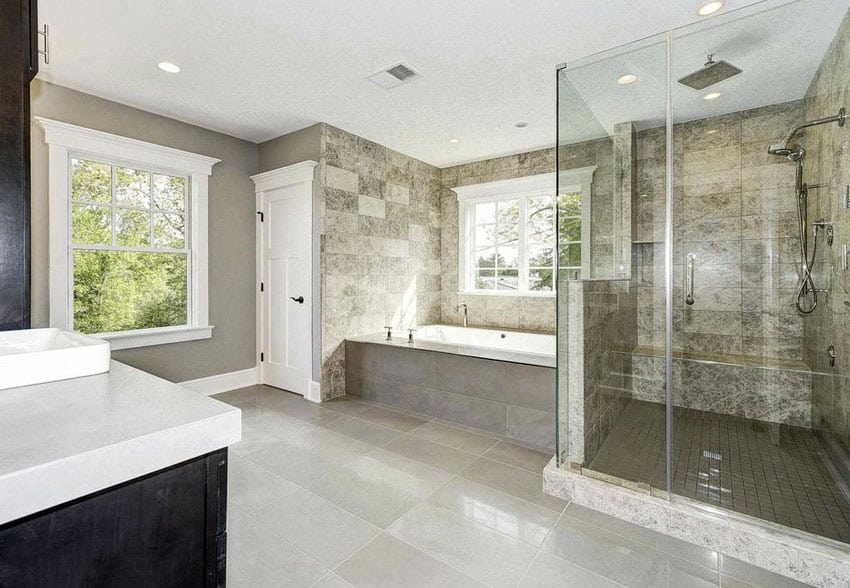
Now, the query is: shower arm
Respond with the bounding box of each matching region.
[781,108,846,145]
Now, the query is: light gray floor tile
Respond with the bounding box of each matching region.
[384,434,478,473]
[387,502,538,588]
[335,533,486,588]
[228,455,299,515]
[461,457,566,512]
[246,440,341,486]
[542,515,719,588]
[483,439,554,473]
[213,386,261,408]
[564,503,719,570]
[428,477,559,547]
[254,488,381,568]
[226,514,329,588]
[719,555,810,588]
[323,395,375,417]
[321,414,404,447]
[358,406,429,431]
[517,551,623,588]
[311,572,356,587]
[408,420,501,455]
[229,428,282,458]
[303,448,452,528]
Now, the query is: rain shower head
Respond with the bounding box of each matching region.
[677,54,742,91]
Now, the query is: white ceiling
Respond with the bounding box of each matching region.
[561,0,850,143]
[38,0,827,167]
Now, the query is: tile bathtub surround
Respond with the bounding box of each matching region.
[219,384,800,588]
[345,340,556,450]
[803,10,850,451]
[544,459,850,588]
[318,125,443,398]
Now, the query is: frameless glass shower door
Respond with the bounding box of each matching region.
[556,0,850,545]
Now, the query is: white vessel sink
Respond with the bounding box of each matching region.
[0,328,110,390]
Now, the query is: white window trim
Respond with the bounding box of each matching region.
[36,117,220,350]
[452,168,595,295]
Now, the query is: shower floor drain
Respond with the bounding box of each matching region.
[703,450,722,461]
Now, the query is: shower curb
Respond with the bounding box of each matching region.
[543,458,850,587]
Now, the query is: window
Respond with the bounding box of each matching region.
[38,118,219,350]
[454,168,595,295]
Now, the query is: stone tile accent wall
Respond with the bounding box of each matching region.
[633,101,807,362]
[630,353,812,427]
[345,341,556,449]
[439,148,557,332]
[559,278,637,465]
[804,9,850,444]
[319,125,442,398]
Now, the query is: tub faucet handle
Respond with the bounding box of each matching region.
[384,326,392,340]
[407,328,417,343]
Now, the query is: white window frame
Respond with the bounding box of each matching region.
[453,168,595,296]
[36,117,219,350]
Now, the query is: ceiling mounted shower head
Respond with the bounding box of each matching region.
[677,54,742,91]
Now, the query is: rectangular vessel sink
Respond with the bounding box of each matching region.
[0,328,110,390]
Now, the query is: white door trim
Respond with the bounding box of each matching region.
[250,161,320,401]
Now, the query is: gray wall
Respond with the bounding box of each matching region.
[257,124,324,382]
[258,123,322,173]
[30,81,258,382]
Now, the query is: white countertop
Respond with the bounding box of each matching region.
[0,361,241,526]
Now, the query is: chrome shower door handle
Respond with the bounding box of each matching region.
[685,253,696,306]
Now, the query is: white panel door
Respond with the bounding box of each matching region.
[261,183,311,394]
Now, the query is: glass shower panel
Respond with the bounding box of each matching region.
[670,0,850,543]
[555,34,670,495]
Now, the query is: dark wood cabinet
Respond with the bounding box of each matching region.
[0,449,229,587]
[0,0,37,331]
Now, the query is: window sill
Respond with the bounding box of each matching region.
[458,290,556,298]
[96,325,214,351]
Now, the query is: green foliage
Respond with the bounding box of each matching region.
[70,158,188,334]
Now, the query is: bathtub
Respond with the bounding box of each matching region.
[345,325,557,449]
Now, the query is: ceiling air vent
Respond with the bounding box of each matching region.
[367,63,421,90]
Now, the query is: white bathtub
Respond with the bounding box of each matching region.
[416,325,555,356]
[350,324,555,368]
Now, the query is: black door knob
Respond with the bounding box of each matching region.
[290,296,305,304]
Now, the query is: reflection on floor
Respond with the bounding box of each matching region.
[589,400,850,543]
[215,385,803,587]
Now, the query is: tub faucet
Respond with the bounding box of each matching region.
[457,303,468,327]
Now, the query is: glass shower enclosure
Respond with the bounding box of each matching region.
[555,0,850,545]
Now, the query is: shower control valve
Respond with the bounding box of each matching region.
[827,345,836,368]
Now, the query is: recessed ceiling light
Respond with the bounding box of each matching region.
[449,138,459,143]
[158,61,180,73]
[617,74,637,85]
[697,1,724,16]
[704,91,723,100]
[514,121,528,128]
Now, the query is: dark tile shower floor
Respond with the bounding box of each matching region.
[587,400,850,544]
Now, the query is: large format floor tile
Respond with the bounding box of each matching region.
[253,488,381,568]
[461,457,567,512]
[335,533,485,588]
[428,477,560,547]
[214,385,802,588]
[388,502,539,588]
[227,514,330,588]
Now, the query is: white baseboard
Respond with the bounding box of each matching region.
[306,380,322,403]
[179,367,258,396]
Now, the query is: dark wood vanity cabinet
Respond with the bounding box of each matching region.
[0,0,37,331]
[0,449,229,587]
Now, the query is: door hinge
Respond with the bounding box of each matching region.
[260,352,264,362]
[260,282,264,292]
[256,211,264,222]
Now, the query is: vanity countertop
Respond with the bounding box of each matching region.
[0,361,241,526]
